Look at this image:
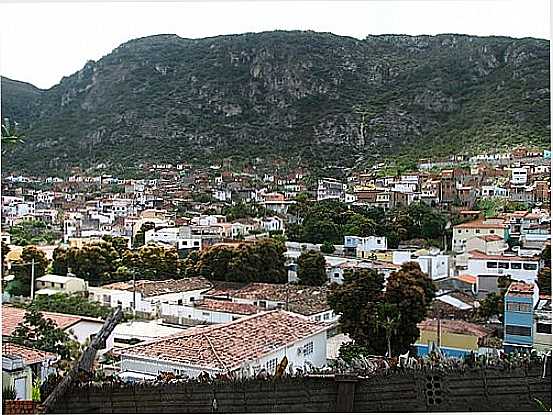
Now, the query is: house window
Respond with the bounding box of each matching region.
[490,230,495,234]
[334,273,340,279]
[266,358,278,374]
[457,230,462,234]
[505,325,531,336]
[511,263,522,270]
[523,263,537,271]
[498,262,509,269]
[475,230,480,234]
[202,312,209,317]
[537,323,552,334]
[258,301,267,308]
[324,313,330,320]
[506,302,531,313]
[486,262,498,269]
[303,341,314,356]
[315,315,321,321]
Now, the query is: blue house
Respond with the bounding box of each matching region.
[503,282,537,353]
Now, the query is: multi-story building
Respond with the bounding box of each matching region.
[317,178,345,202]
[503,282,538,353]
[452,219,507,254]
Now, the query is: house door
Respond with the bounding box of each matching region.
[14,377,27,400]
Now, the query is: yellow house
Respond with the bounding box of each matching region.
[415,319,494,357]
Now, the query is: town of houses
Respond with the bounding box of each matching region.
[1,146,551,398]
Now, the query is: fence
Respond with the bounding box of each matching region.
[51,363,551,413]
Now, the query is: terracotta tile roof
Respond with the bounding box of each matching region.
[2,306,93,336]
[454,219,506,229]
[2,342,56,365]
[454,274,477,284]
[118,310,328,371]
[101,278,212,297]
[507,282,534,296]
[468,250,539,262]
[194,299,260,315]
[418,319,493,338]
[229,283,332,316]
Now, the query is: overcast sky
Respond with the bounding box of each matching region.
[0,0,550,89]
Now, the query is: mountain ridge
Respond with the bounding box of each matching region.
[1,30,550,175]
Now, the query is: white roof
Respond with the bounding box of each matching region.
[437,295,473,310]
[113,320,187,340]
[36,274,81,283]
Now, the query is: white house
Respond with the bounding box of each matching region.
[35,274,88,296]
[260,217,284,233]
[452,219,507,254]
[392,250,449,280]
[317,178,345,202]
[510,167,529,186]
[467,250,540,296]
[160,299,260,325]
[343,236,387,256]
[90,278,213,318]
[117,310,328,380]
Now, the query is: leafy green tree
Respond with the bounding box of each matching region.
[133,222,156,248]
[297,250,327,286]
[7,246,48,297]
[329,263,435,357]
[101,235,130,257]
[122,245,179,281]
[1,241,10,276]
[189,239,286,283]
[302,216,342,244]
[10,309,72,359]
[328,269,385,351]
[320,241,335,254]
[537,267,551,296]
[342,214,377,237]
[9,220,60,246]
[384,262,436,354]
[477,292,503,321]
[52,242,119,286]
[30,293,112,319]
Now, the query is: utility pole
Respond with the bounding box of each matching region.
[30,258,35,301]
[132,268,136,320]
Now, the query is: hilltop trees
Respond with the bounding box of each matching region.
[297,250,327,286]
[328,262,435,357]
[286,200,447,249]
[9,220,60,246]
[185,238,287,283]
[6,246,48,297]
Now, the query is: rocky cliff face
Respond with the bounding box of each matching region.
[1,31,550,174]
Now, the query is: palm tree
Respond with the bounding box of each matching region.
[374,303,401,358]
[1,117,25,148]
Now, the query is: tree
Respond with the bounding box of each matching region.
[30,293,112,319]
[9,220,60,246]
[329,263,435,357]
[1,117,25,149]
[122,245,179,281]
[537,267,551,296]
[1,241,10,277]
[384,262,436,355]
[52,242,119,286]
[190,239,286,283]
[374,303,401,358]
[101,235,130,257]
[133,222,155,248]
[328,269,385,351]
[477,292,503,321]
[7,246,48,297]
[10,309,72,360]
[320,241,335,254]
[541,245,551,268]
[297,250,327,286]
